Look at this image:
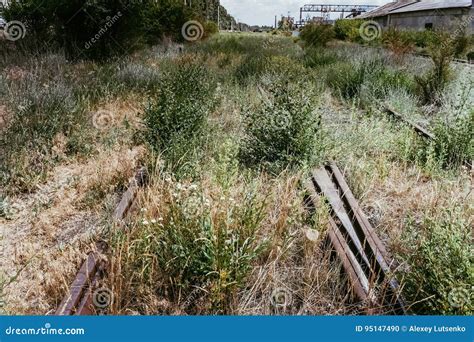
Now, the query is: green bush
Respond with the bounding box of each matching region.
[144,57,217,170]
[334,19,363,42]
[300,23,335,48]
[114,180,268,313]
[203,21,219,39]
[467,51,474,61]
[140,0,196,44]
[415,36,453,105]
[401,209,472,315]
[327,59,414,101]
[234,54,269,84]
[452,32,470,58]
[238,81,321,173]
[430,110,474,168]
[382,28,415,57]
[406,30,438,48]
[326,61,366,99]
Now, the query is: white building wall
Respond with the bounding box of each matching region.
[373,7,473,33]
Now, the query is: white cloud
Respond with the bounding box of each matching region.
[221,0,391,26]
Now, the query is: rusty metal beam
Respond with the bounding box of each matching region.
[55,168,148,316]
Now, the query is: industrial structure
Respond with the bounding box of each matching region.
[298,4,378,26]
[358,0,474,33]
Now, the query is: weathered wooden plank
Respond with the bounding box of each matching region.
[305,178,369,301]
[311,169,372,269]
[327,163,407,314]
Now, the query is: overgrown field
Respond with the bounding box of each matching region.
[1,33,472,315]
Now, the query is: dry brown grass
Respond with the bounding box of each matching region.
[106,165,365,315]
[1,91,147,314]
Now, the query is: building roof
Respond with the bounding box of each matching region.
[358,0,472,18]
[390,0,472,14]
[357,1,415,18]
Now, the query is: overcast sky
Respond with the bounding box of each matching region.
[221,0,392,26]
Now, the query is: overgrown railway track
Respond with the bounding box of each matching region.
[383,106,472,169]
[55,168,148,315]
[305,162,407,315]
[383,106,434,140]
[55,159,408,315]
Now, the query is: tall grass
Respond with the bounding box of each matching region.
[238,80,321,173]
[401,208,472,315]
[143,56,218,176]
[109,174,271,314]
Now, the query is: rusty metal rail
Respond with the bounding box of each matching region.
[55,168,148,315]
[384,106,472,169]
[305,162,407,315]
[415,53,473,66]
[383,106,434,140]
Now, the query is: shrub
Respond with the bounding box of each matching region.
[300,23,335,48]
[234,54,269,84]
[430,110,474,168]
[203,21,219,39]
[401,209,472,315]
[112,178,269,314]
[143,57,217,171]
[467,51,474,61]
[406,30,438,49]
[415,36,453,105]
[326,62,366,99]
[140,0,196,44]
[382,28,415,58]
[334,19,363,42]
[451,30,470,58]
[238,81,321,173]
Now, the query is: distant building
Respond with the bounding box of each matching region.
[358,0,474,33]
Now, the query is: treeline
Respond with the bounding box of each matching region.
[2,0,237,59]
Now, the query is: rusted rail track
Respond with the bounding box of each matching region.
[55,168,148,315]
[383,106,435,140]
[415,53,473,66]
[383,106,473,169]
[305,162,407,315]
